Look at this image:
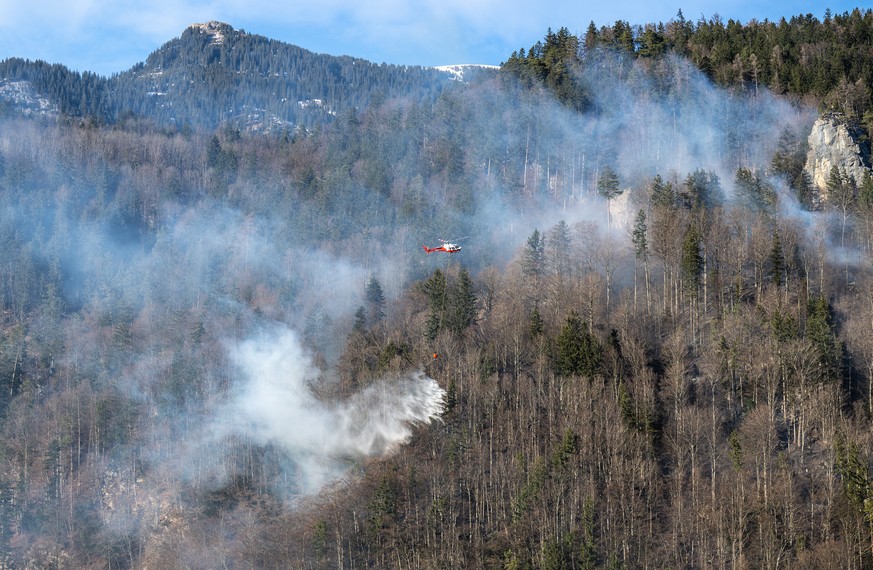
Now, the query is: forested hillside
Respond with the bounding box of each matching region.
[2,9,873,570]
[505,9,873,124]
[0,21,455,131]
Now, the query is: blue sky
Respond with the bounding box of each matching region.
[0,1,866,77]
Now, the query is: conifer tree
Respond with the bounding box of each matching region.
[352,306,367,333]
[529,306,544,338]
[584,21,600,51]
[650,173,675,210]
[522,229,546,279]
[806,295,842,381]
[597,165,622,229]
[554,310,602,377]
[420,270,447,340]
[447,268,477,335]
[365,276,386,323]
[769,231,785,287]
[681,225,703,294]
[547,220,572,277]
[631,209,651,311]
[735,167,776,212]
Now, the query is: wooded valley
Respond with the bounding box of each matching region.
[1,9,873,569]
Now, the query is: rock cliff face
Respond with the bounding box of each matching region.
[805,113,871,195]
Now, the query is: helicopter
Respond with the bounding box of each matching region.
[423,237,465,254]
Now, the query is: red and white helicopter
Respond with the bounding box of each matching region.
[423,237,465,254]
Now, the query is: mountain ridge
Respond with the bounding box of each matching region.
[0,21,484,131]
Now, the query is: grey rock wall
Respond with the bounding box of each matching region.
[805,113,871,197]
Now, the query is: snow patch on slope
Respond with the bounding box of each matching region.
[435,64,499,81]
[0,80,58,117]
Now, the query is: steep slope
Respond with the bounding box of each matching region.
[805,112,872,197]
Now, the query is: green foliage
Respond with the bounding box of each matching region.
[206,135,239,184]
[770,126,814,207]
[365,276,386,323]
[611,20,636,54]
[503,27,589,111]
[303,304,333,352]
[680,169,722,210]
[420,269,447,340]
[352,306,367,333]
[596,165,622,201]
[579,498,598,568]
[618,382,636,429]
[446,268,477,335]
[95,390,139,451]
[769,230,785,287]
[547,220,572,277]
[650,174,675,210]
[541,532,588,570]
[522,229,546,278]
[728,430,743,470]
[377,340,411,371]
[312,520,328,560]
[584,22,599,51]
[550,427,579,469]
[631,210,648,261]
[365,276,385,306]
[205,135,222,168]
[0,480,14,550]
[504,11,873,121]
[770,309,798,342]
[617,377,656,435]
[835,432,873,536]
[805,295,843,381]
[680,225,703,293]
[735,167,777,212]
[512,456,548,523]
[368,473,398,530]
[419,268,477,338]
[190,319,206,345]
[504,549,533,570]
[638,25,667,59]
[479,352,497,380]
[553,310,602,377]
[513,429,579,525]
[864,110,873,140]
[445,379,457,412]
[529,307,544,338]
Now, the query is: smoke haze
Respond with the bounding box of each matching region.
[223,325,445,495]
[0,37,848,569]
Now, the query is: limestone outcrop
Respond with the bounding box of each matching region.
[805,113,871,196]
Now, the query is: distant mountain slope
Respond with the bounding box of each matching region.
[0,21,461,131]
[434,64,500,81]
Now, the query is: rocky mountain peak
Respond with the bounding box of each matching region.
[188,21,238,45]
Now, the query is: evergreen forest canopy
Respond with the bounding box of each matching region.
[3,8,873,569]
[504,8,873,127]
[0,21,457,131]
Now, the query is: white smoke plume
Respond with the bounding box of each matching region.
[222,324,445,494]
